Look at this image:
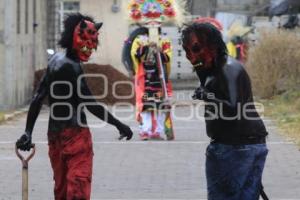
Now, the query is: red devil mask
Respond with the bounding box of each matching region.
[72,20,102,62]
[182,32,216,69]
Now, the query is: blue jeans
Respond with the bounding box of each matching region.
[206,143,268,200]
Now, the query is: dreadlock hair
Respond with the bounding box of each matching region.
[181,22,228,69]
[121,26,148,75]
[58,13,95,51]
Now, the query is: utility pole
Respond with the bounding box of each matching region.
[209,0,217,17]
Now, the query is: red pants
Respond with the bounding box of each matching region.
[48,127,93,200]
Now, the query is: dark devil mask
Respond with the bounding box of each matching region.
[181,20,227,70]
[182,32,216,69]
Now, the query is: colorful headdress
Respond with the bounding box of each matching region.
[127,0,186,26]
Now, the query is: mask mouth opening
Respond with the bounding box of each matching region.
[193,61,204,68]
[80,46,96,54]
[191,56,206,68]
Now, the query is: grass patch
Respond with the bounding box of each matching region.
[0,112,4,123]
[261,90,300,147]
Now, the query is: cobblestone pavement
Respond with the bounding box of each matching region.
[0,101,299,199]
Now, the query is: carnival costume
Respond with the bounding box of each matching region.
[131,31,172,140]
[124,0,186,140]
[16,13,133,200]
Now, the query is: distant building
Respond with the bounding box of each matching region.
[0,0,48,110]
[186,0,214,16]
[0,0,274,110]
[48,0,203,86]
[216,0,269,12]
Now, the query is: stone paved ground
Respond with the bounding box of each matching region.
[0,96,299,199]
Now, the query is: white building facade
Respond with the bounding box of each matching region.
[0,0,48,110]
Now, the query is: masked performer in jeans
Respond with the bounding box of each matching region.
[16,13,133,200]
[181,20,268,200]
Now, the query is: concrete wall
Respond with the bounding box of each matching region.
[216,0,269,11]
[52,0,211,78]
[78,0,199,85]
[79,0,129,75]
[79,0,199,83]
[187,0,214,16]
[0,0,48,110]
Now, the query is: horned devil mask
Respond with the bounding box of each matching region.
[72,20,103,62]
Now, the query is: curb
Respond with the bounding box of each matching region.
[2,106,29,122]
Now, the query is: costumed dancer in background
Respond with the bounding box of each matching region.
[225,21,253,63]
[16,13,133,200]
[181,18,269,199]
[226,36,247,63]
[125,0,186,140]
[131,27,172,140]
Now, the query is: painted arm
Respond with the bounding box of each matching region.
[79,75,133,140]
[16,70,48,150]
[194,67,241,116]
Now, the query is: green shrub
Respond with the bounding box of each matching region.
[246,29,300,98]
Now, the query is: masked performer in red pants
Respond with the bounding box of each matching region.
[16,13,133,200]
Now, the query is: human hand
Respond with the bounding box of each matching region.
[192,86,208,100]
[116,123,133,140]
[16,132,33,151]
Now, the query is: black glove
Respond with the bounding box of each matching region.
[16,132,33,151]
[192,86,208,100]
[116,123,133,140]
